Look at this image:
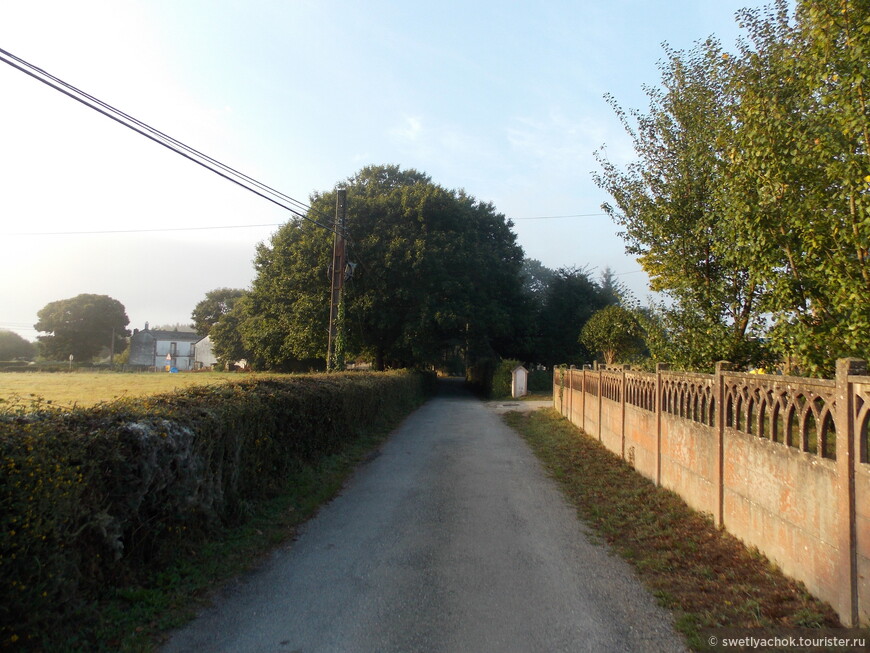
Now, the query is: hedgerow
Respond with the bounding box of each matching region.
[0,371,433,649]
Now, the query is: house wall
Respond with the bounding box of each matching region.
[153,339,195,370]
[552,361,870,627]
[193,337,218,368]
[128,330,199,370]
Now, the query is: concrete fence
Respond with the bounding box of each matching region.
[553,359,870,627]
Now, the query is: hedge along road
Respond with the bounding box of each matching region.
[162,379,686,653]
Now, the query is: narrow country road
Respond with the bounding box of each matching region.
[162,380,686,653]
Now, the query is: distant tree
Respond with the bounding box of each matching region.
[534,266,612,366]
[580,305,645,365]
[210,298,252,368]
[34,294,129,362]
[0,330,36,361]
[191,288,247,337]
[598,266,633,307]
[150,323,196,332]
[520,258,555,300]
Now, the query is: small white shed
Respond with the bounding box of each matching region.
[511,365,529,398]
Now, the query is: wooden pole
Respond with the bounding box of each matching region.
[326,189,347,371]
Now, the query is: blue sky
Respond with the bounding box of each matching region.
[0,0,774,341]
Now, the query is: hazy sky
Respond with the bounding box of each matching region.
[0,1,774,341]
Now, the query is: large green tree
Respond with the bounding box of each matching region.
[533,266,611,366]
[594,39,764,370]
[34,294,129,361]
[596,0,869,375]
[720,0,870,375]
[190,288,246,337]
[240,164,526,371]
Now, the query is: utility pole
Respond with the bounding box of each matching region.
[326,188,347,371]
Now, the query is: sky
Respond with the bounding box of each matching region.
[0,0,775,342]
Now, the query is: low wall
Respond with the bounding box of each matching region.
[553,359,870,626]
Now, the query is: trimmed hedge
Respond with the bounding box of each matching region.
[0,371,433,649]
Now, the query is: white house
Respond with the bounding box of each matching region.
[193,335,218,369]
[128,323,202,371]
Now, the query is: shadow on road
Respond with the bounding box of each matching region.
[434,376,476,398]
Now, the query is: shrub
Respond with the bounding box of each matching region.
[527,369,553,394]
[490,359,521,399]
[466,357,498,397]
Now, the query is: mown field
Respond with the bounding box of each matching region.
[0,371,250,409]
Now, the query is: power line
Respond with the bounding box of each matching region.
[0,47,341,236]
[513,213,607,220]
[1,213,612,236]
[613,269,645,276]
[3,209,613,235]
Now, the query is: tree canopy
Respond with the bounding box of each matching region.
[236,164,526,371]
[0,330,35,361]
[532,266,615,366]
[190,288,246,337]
[595,0,869,375]
[34,294,129,362]
[581,305,645,366]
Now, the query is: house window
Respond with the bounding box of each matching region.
[170,342,177,357]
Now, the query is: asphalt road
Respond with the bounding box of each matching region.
[162,380,686,653]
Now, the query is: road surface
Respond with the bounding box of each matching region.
[163,380,686,652]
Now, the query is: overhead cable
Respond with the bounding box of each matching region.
[513,213,607,220]
[0,46,341,236]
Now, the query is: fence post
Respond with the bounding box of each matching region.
[655,363,670,486]
[568,365,577,426]
[619,365,628,460]
[597,363,603,441]
[836,358,866,626]
[714,361,731,528]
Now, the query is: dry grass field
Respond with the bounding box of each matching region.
[0,371,246,409]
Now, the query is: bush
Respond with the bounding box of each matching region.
[528,369,553,394]
[490,359,520,398]
[0,371,432,649]
[465,358,494,397]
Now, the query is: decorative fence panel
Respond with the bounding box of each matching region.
[552,360,870,627]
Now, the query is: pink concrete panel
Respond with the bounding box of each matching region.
[855,465,870,622]
[722,429,841,614]
[599,396,623,456]
[723,430,836,544]
[624,404,657,481]
[724,487,839,610]
[659,415,716,515]
[569,388,583,427]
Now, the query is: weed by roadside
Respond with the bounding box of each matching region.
[503,409,841,651]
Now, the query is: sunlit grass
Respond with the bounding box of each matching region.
[0,371,269,409]
[504,409,840,651]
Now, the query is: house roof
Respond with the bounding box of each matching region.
[134,329,202,342]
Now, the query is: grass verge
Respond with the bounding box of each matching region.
[503,409,841,651]
[77,409,414,652]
